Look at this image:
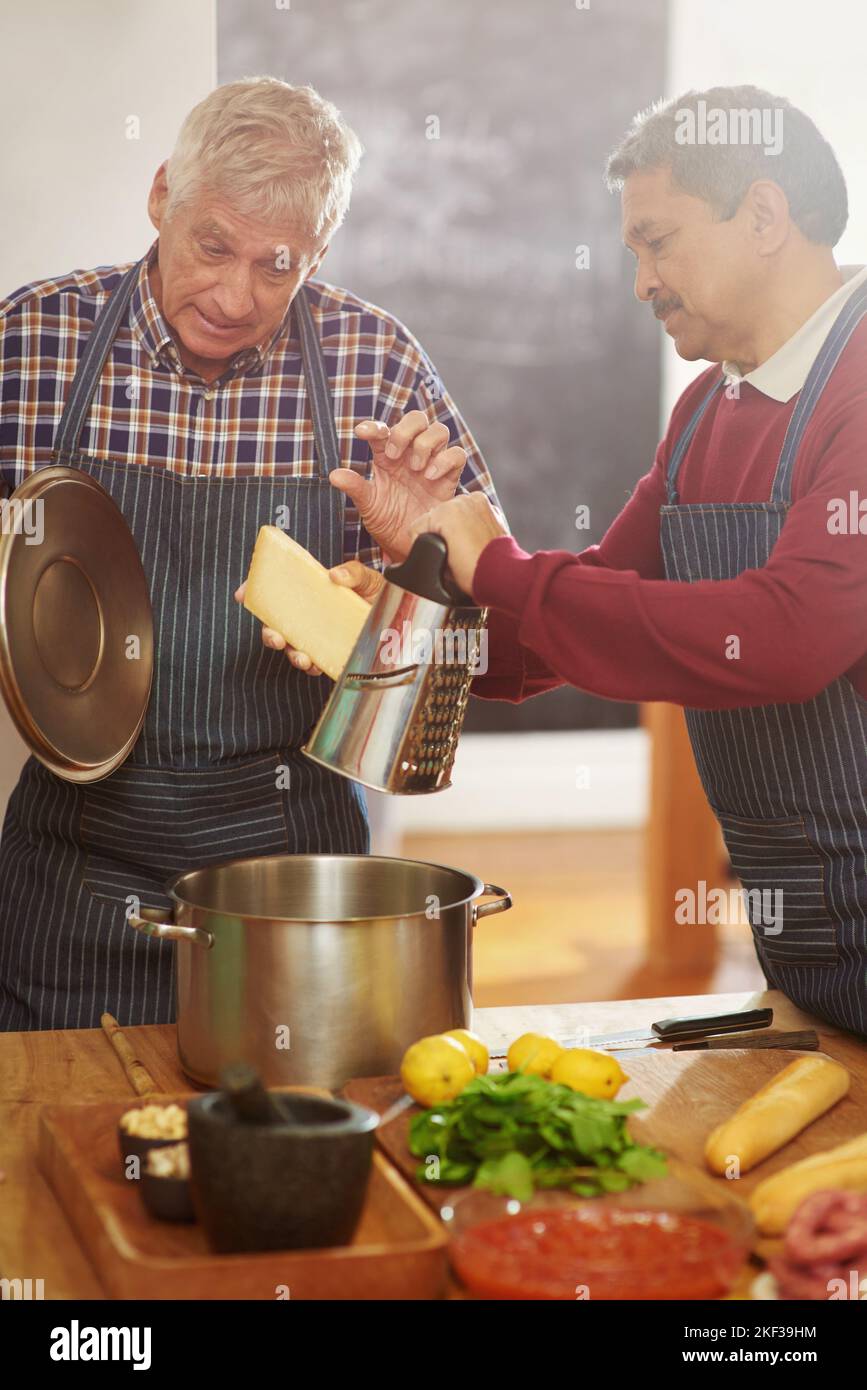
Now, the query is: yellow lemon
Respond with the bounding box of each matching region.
[444,1028,489,1076]
[400,1034,476,1107]
[550,1048,630,1099]
[507,1032,564,1078]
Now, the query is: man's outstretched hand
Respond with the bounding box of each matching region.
[329,413,467,562]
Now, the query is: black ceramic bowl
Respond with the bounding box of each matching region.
[140,1170,196,1223]
[187,1092,379,1254]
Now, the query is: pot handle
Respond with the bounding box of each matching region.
[128,909,214,950]
[472,883,512,924]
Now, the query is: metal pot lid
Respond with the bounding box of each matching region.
[0,467,153,782]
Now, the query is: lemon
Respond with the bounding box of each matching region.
[400,1034,476,1107]
[550,1048,630,1099]
[444,1028,489,1076]
[507,1032,564,1078]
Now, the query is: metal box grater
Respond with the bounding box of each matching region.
[303,533,487,794]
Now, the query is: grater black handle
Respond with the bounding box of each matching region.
[384,533,474,606]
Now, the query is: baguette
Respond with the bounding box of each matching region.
[704,1055,850,1176]
[243,526,369,682]
[749,1131,867,1235]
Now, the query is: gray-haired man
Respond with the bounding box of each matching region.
[0,77,502,1031]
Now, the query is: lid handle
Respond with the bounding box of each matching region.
[384,533,473,605]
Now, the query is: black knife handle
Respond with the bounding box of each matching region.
[672,1029,818,1052]
[651,1007,774,1042]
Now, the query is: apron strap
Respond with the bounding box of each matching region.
[51,261,342,482]
[294,285,342,478]
[51,261,142,462]
[664,373,725,504]
[771,277,867,504]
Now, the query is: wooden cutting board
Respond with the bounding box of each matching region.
[344,1048,867,1228]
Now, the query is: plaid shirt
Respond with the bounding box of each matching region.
[0,240,501,569]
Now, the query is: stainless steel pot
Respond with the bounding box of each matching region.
[128,853,511,1089]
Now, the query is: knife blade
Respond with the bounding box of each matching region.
[489,1007,774,1057]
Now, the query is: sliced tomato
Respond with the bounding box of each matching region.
[450,1206,742,1300]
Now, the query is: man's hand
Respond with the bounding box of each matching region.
[234,562,385,675]
[408,493,508,598]
[329,413,467,562]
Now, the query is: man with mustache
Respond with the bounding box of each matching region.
[305,86,867,1035]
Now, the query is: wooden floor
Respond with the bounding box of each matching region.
[401,828,765,1008]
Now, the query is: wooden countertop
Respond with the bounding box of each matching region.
[2,988,864,1299]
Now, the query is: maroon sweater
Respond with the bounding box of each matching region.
[471,320,867,710]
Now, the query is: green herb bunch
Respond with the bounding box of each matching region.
[408,1071,667,1200]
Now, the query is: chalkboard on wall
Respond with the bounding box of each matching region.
[218,0,668,731]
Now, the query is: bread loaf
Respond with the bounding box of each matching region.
[749,1131,867,1235]
[243,526,369,681]
[704,1055,850,1176]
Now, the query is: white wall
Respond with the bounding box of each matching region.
[0,0,216,813]
[663,0,867,422]
[392,729,649,834]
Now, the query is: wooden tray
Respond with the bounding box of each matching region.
[344,1048,867,1247]
[37,1093,448,1300]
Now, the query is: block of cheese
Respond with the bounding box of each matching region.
[243,526,369,680]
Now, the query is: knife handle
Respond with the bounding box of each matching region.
[672,1029,818,1052]
[651,1007,774,1041]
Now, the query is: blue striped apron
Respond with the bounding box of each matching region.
[0,262,368,1031]
[661,281,867,1036]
